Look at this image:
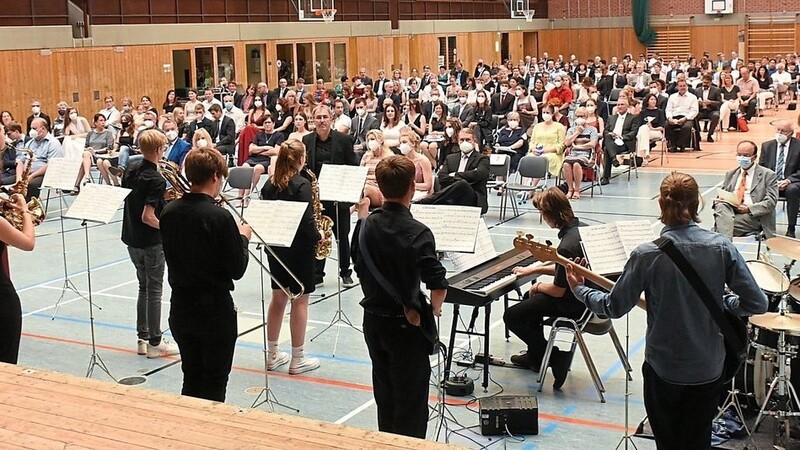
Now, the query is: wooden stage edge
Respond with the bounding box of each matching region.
[0,363,459,450]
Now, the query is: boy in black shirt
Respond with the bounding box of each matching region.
[351,155,447,438]
[121,129,179,359]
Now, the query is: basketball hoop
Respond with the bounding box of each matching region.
[711,8,724,18]
[522,9,535,22]
[320,8,336,23]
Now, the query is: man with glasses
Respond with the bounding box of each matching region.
[26,99,51,134]
[759,120,800,237]
[303,105,359,287]
[99,96,121,130]
[19,118,63,200]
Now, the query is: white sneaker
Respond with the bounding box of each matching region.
[146,340,180,359]
[289,356,320,374]
[267,351,290,371]
[137,339,147,356]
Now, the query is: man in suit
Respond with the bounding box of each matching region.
[452,62,468,89]
[430,128,490,214]
[185,103,215,143]
[626,63,652,98]
[225,81,244,109]
[350,98,380,156]
[303,105,359,286]
[490,80,515,117]
[208,104,236,164]
[273,78,290,100]
[664,62,683,95]
[714,140,778,239]
[376,82,401,114]
[26,99,52,133]
[665,79,699,152]
[373,69,389,97]
[601,97,639,185]
[358,67,373,89]
[759,120,800,237]
[163,119,192,167]
[450,92,475,128]
[693,74,722,145]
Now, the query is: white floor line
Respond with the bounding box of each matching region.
[22,279,137,318]
[701,181,723,198]
[36,285,138,301]
[334,399,376,424]
[17,259,130,293]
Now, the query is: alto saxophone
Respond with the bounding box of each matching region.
[303,168,334,260]
[1,149,45,230]
[158,160,191,201]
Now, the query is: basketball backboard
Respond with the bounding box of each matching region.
[511,0,535,20]
[298,0,336,21]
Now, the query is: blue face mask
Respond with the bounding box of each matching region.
[224,102,234,111]
[737,155,753,169]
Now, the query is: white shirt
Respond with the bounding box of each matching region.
[734,165,756,206]
[612,113,627,136]
[334,114,352,133]
[224,107,247,133]
[99,107,121,128]
[772,71,792,86]
[666,91,699,120]
[457,151,473,173]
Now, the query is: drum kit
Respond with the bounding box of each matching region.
[727,236,800,443]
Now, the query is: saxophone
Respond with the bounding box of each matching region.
[1,149,45,230]
[303,168,333,260]
[158,160,191,201]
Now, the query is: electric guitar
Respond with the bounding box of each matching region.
[512,232,647,310]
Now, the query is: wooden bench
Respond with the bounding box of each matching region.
[0,363,459,449]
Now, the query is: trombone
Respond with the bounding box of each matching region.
[216,195,305,301]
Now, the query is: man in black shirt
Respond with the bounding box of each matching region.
[351,155,447,438]
[121,130,179,359]
[303,105,359,286]
[504,187,586,389]
[160,147,252,402]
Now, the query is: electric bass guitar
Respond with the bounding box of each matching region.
[512,232,647,310]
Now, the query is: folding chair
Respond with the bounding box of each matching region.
[501,155,548,221]
[223,166,255,215]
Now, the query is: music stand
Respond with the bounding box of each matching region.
[309,165,369,355]
[615,313,638,450]
[64,184,131,381]
[41,157,89,319]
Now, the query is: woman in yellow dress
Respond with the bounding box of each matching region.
[528,103,565,188]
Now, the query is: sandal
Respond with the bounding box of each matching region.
[567,189,575,199]
[573,192,581,200]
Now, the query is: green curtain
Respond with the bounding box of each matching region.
[632,0,657,47]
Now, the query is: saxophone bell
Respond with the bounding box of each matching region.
[0,149,45,230]
[302,168,334,260]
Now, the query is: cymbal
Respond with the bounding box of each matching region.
[750,312,800,336]
[767,236,800,261]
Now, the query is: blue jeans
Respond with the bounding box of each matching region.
[119,145,143,169]
[128,244,165,346]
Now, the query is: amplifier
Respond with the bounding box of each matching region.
[479,395,538,436]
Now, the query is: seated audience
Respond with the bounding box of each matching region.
[360,130,392,207]
[19,118,64,200]
[759,120,800,237]
[529,104,566,188]
[495,111,528,174]
[636,93,666,164]
[601,97,639,184]
[665,79,698,152]
[164,119,192,167]
[241,115,286,201]
[736,67,759,121]
[424,128,489,213]
[718,73,741,132]
[694,73,722,143]
[562,107,598,199]
[74,114,115,190]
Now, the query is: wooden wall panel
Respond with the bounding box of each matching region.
[690,25,739,58]
[409,34,439,73]
[392,36,411,73]
[465,32,500,68]
[537,28,645,61]
[508,32,525,64]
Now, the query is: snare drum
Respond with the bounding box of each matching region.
[789,277,800,307]
[746,260,790,302]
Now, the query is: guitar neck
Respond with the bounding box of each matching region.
[552,254,615,291]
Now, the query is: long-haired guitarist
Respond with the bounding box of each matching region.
[504,187,586,390]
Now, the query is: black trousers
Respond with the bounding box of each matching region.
[642,361,722,450]
[695,109,720,138]
[169,303,238,402]
[363,311,431,439]
[666,120,694,151]
[415,179,478,208]
[782,182,800,229]
[315,200,352,279]
[601,140,629,180]
[26,175,43,201]
[503,292,586,368]
[739,99,757,120]
[0,292,22,364]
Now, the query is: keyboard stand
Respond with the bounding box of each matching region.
[444,303,492,391]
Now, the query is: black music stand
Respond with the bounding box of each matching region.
[51,188,93,319]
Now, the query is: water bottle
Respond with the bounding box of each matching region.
[535,144,544,155]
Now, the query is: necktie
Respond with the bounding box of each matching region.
[777,144,786,180]
[216,120,222,142]
[357,117,364,138]
[737,169,748,204]
[458,154,470,173]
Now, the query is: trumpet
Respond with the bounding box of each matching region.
[216,194,305,301]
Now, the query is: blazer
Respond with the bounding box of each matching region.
[374,78,389,96]
[350,113,380,146]
[721,164,778,237]
[604,113,640,153]
[759,137,800,183]
[303,130,359,178]
[626,72,652,88]
[212,116,237,151]
[694,86,723,112]
[26,113,52,133]
[166,138,192,167]
[438,150,491,214]
[490,92,514,116]
[450,103,476,127]
[185,117,215,142]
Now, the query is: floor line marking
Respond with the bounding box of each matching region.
[21,279,137,318]
[16,257,130,293]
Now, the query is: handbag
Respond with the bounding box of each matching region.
[358,218,439,354]
[737,115,749,132]
[654,237,747,383]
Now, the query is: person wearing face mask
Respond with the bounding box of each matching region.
[360,129,392,207]
[528,104,567,190]
[432,128,490,214]
[423,78,445,103]
[19,117,64,200]
[513,86,538,131]
[490,81,515,118]
[101,113,135,185]
[241,115,286,201]
[51,101,69,138]
[222,94,246,133]
[451,93,475,128]
[562,107,598,199]
[163,119,191,167]
[112,111,166,178]
[713,140,777,239]
[62,108,91,137]
[349,98,380,157]
[543,75,574,116]
[25,99,51,134]
[472,89,493,148]
[759,120,800,237]
[436,118,462,168]
[495,112,528,176]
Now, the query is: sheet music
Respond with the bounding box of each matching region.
[579,223,628,276]
[616,219,656,256]
[42,157,83,192]
[317,165,369,203]
[716,188,741,207]
[64,184,130,224]
[243,200,308,247]
[448,219,498,272]
[409,204,481,252]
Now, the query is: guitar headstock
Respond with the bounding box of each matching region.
[513,231,559,263]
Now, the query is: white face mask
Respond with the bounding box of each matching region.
[586,105,596,113]
[144,120,155,129]
[29,129,38,139]
[398,143,412,155]
[166,130,178,142]
[459,141,474,154]
[776,133,789,144]
[541,113,553,122]
[430,96,440,102]
[445,127,455,137]
[69,112,78,120]
[197,139,208,148]
[575,117,587,126]
[458,97,467,104]
[356,108,366,116]
[367,140,380,151]
[477,97,486,104]
[254,100,263,108]
[31,106,41,114]
[650,87,658,95]
[507,120,519,129]
[554,81,562,88]
[476,83,484,90]
[590,93,599,101]
[500,86,509,93]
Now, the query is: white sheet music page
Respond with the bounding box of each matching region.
[579,223,628,276]
[616,219,656,257]
[448,219,498,272]
[243,200,308,247]
[409,204,481,253]
[42,157,83,192]
[317,164,369,204]
[64,184,130,224]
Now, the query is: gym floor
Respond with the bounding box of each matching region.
[9,107,795,449]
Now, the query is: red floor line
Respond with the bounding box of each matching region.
[22,331,634,432]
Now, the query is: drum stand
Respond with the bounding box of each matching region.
[716,372,752,436]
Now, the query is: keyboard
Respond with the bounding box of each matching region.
[447,248,540,306]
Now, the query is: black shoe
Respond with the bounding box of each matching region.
[788,228,796,239]
[341,275,355,287]
[510,351,541,371]
[109,166,124,177]
[707,136,714,143]
[550,350,572,390]
[599,178,609,186]
[314,277,324,287]
[611,159,620,167]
